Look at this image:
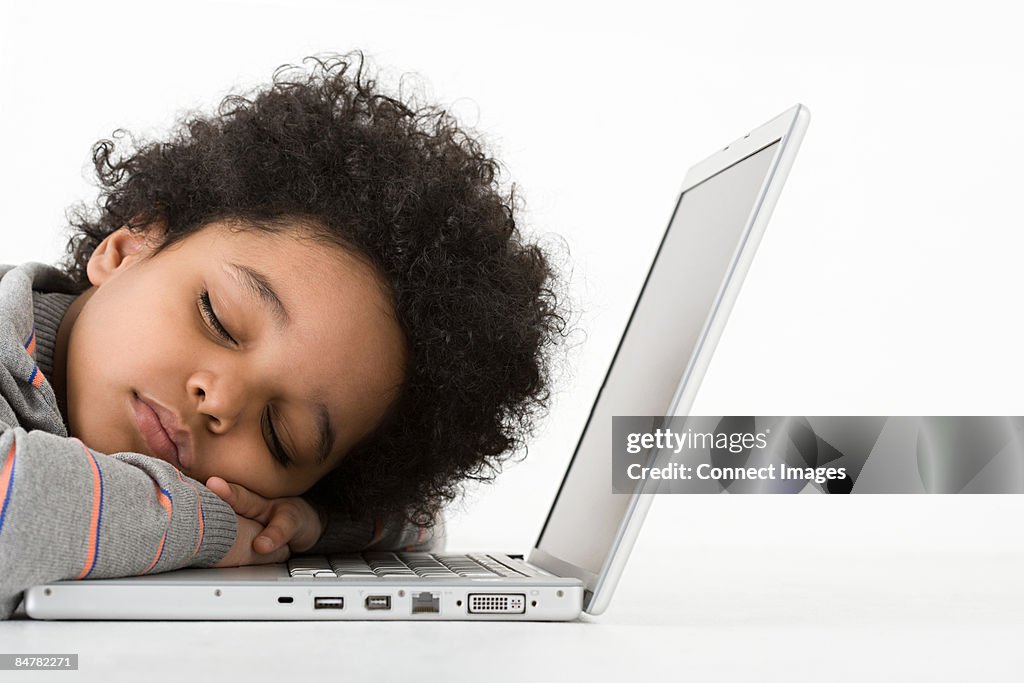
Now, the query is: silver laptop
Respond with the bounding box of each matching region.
[25,104,810,621]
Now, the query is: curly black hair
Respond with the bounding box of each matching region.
[61,51,570,529]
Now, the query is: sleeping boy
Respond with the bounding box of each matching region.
[0,52,566,618]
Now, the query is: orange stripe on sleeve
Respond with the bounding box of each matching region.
[143,482,173,573]
[0,441,16,537]
[73,440,103,580]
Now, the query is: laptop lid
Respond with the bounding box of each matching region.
[528,105,811,614]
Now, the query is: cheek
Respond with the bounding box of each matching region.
[217,469,297,500]
[65,280,191,450]
[76,281,187,375]
[195,433,295,498]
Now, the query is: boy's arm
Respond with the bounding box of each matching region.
[304,501,446,554]
[0,419,237,620]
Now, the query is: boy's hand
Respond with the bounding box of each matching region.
[213,514,292,568]
[205,476,325,557]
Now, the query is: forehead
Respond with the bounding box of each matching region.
[187,220,393,312]
[197,222,381,289]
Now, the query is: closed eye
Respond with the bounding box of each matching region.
[198,289,237,344]
[263,407,294,468]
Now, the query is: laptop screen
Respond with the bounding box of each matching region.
[535,141,781,575]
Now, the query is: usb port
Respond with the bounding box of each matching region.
[365,595,391,610]
[314,597,344,610]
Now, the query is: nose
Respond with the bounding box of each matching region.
[187,370,248,434]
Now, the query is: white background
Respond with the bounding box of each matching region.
[2,0,1023,577]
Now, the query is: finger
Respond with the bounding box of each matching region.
[207,477,271,521]
[241,540,290,566]
[267,544,291,564]
[205,476,232,501]
[254,535,277,554]
[252,504,303,554]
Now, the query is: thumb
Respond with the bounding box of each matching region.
[206,476,232,500]
[206,477,272,521]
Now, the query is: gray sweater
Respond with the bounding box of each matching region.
[0,262,443,620]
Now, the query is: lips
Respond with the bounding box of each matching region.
[131,393,192,470]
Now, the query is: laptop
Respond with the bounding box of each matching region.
[24,104,810,621]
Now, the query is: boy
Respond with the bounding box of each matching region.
[0,52,567,619]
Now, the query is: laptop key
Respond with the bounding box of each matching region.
[289,555,336,577]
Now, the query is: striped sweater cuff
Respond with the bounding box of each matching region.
[189,486,237,567]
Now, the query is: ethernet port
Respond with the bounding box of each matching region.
[411,591,440,614]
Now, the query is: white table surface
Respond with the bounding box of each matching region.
[2,532,1021,683]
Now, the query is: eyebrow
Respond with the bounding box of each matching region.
[225,262,290,329]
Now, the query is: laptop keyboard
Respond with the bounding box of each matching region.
[288,552,532,579]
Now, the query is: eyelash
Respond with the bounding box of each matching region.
[197,289,236,344]
[263,408,293,468]
[198,289,292,468]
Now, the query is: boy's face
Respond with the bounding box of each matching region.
[63,219,407,498]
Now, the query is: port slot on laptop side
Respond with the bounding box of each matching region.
[411,592,440,614]
[467,594,526,614]
[365,595,391,610]
[314,596,344,610]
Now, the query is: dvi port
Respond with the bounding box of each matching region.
[467,593,526,614]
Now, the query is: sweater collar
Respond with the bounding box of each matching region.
[31,289,78,381]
